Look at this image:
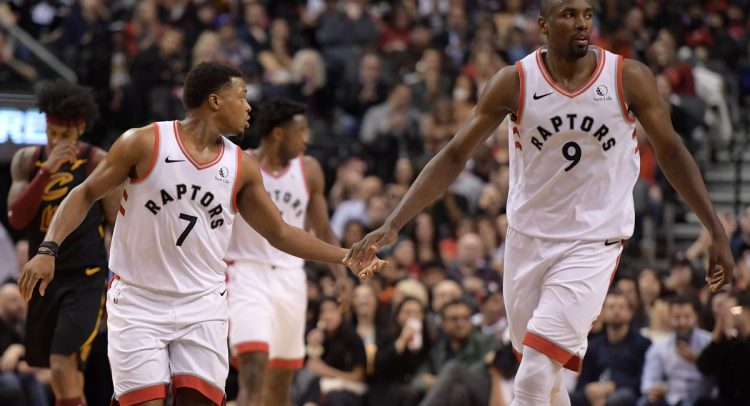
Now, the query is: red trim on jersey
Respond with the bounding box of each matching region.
[173,121,225,170]
[515,61,526,124]
[268,357,304,369]
[617,56,637,123]
[523,332,575,368]
[234,341,269,354]
[247,149,293,179]
[118,205,125,216]
[514,141,523,150]
[610,253,622,286]
[117,383,168,406]
[232,147,242,213]
[131,123,160,184]
[511,345,581,372]
[299,155,311,196]
[535,47,606,98]
[122,189,128,201]
[172,375,224,406]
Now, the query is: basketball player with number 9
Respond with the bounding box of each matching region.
[347,0,734,404]
[18,62,386,406]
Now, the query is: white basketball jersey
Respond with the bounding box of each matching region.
[507,46,640,240]
[226,152,310,268]
[110,120,241,294]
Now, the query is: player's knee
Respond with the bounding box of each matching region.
[238,352,268,388]
[49,354,77,381]
[514,347,560,404]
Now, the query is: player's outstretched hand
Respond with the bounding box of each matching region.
[706,234,734,292]
[343,224,398,273]
[18,255,55,301]
[343,245,389,281]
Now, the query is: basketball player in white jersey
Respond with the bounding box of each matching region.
[18,62,385,406]
[348,1,734,404]
[225,98,347,406]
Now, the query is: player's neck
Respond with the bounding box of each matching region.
[255,144,290,171]
[543,47,594,81]
[178,117,223,149]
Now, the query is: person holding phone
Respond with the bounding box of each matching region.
[640,295,713,406]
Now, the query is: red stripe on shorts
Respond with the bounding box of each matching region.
[172,375,224,405]
[117,383,168,406]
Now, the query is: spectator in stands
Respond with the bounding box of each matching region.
[572,291,651,406]
[616,276,648,330]
[214,14,253,68]
[731,205,750,260]
[640,295,713,406]
[238,2,269,54]
[427,280,463,340]
[664,253,700,296]
[316,0,378,80]
[303,297,367,406]
[697,294,750,406]
[412,298,498,406]
[352,284,389,377]
[447,233,498,298]
[410,212,442,264]
[0,283,47,406]
[337,53,389,138]
[369,297,430,406]
[405,48,452,112]
[360,83,421,181]
[0,225,17,284]
[638,268,665,321]
[473,283,506,340]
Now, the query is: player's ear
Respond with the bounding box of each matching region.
[208,93,221,111]
[270,126,284,142]
[538,16,548,37]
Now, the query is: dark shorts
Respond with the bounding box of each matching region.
[24,267,108,370]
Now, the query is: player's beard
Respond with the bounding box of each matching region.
[571,42,589,58]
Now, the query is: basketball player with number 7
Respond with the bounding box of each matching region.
[18,62,386,406]
[347,0,734,404]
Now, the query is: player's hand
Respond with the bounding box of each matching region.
[43,140,78,173]
[344,249,389,281]
[706,233,734,292]
[344,223,398,271]
[18,254,56,301]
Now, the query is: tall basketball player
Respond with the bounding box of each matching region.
[225,98,346,406]
[347,0,734,404]
[7,80,118,406]
[18,62,385,406]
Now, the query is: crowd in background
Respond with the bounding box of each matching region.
[2,0,750,405]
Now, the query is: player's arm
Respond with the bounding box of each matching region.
[90,148,124,228]
[346,65,518,267]
[18,127,153,300]
[237,153,384,273]
[6,147,38,230]
[622,59,734,291]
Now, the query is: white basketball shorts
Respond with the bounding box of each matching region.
[107,275,228,405]
[503,227,622,371]
[227,259,307,368]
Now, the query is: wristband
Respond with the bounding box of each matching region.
[37,241,59,258]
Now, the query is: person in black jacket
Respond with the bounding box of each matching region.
[367,296,430,406]
[697,293,750,406]
[572,290,651,406]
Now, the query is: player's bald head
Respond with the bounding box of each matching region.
[540,0,592,17]
[540,0,563,17]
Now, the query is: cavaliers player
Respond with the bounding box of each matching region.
[7,80,119,406]
[348,0,734,404]
[18,62,385,406]
[225,98,348,406]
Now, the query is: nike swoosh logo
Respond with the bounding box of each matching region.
[533,92,553,100]
[220,289,227,296]
[604,240,621,246]
[165,156,185,163]
[85,267,102,276]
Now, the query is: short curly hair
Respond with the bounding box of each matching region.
[250,98,307,139]
[36,80,98,124]
[182,62,244,110]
